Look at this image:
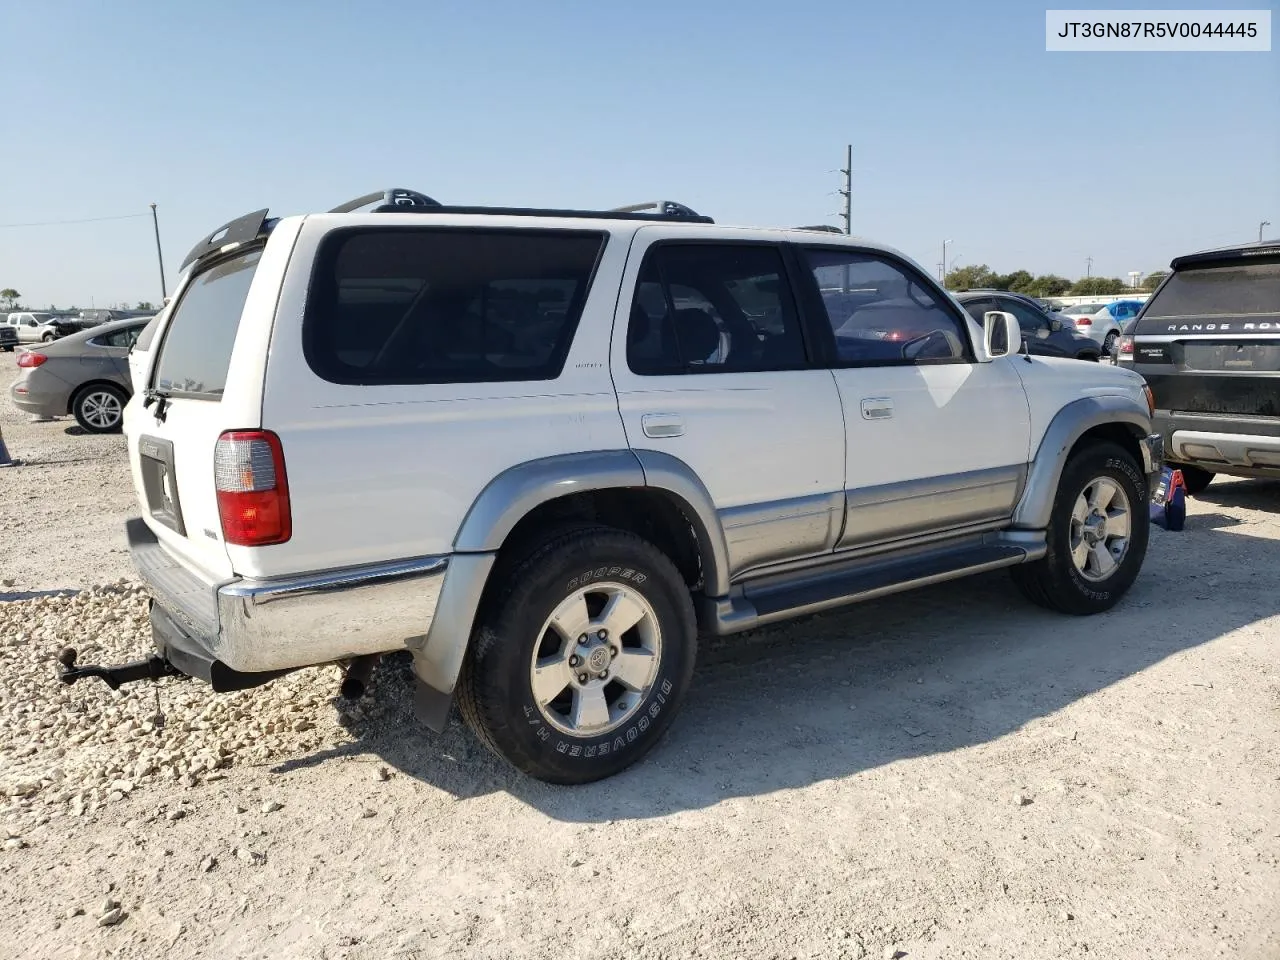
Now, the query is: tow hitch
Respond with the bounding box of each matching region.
[57,646,182,691]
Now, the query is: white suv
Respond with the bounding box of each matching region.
[97,189,1163,783]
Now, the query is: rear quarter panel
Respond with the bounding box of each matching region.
[250,215,633,579]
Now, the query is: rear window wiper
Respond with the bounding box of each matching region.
[143,386,172,423]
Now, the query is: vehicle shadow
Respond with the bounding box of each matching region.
[275,515,1277,822]
[1193,476,1280,510]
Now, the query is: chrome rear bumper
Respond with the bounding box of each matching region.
[127,518,449,676]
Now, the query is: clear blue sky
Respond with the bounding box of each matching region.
[2,0,1276,307]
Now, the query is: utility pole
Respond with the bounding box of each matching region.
[942,239,952,285]
[1261,221,1272,243]
[150,203,167,300]
[838,144,852,235]
[1085,256,1093,279]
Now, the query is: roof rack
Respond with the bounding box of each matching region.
[327,188,713,223]
[181,190,713,274]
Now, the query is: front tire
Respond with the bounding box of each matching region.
[457,525,697,784]
[72,384,127,433]
[1011,441,1149,615]
[41,332,56,343]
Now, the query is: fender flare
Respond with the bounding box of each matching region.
[1011,395,1153,530]
[410,450,731,727]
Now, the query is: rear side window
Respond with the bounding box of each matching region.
[626,243,808,375]
[153,250,262,399]
[1141,261,1280,319]
[303,228,606,385]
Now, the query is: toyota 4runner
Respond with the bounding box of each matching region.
[68,189,1163,784]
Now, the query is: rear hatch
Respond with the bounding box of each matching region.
[124,214,288,584]
[1127,250,1280,417]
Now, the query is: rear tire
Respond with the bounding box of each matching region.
[1102,331,1118,355]
[457,525,697,784]
[72,384,127,433]
[1011,441,1149,615]
[1177,464,1215,495]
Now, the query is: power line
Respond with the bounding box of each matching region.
[0,212,149,230]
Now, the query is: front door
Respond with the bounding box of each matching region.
[793,245,1032,549]
[610,234,846,579]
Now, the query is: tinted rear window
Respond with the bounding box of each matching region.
[1142,261,1280,318]
[153,249,261,399]
[303,228,605,385]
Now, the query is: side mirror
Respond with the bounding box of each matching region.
[982,311,1022,359]
[1050,318,1063,332]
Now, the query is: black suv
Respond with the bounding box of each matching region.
[954,290,1101,361]
[1119,241,1280,493]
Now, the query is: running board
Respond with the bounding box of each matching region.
[701,530,1046,636]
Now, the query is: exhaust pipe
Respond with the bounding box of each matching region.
[339,655,380,700]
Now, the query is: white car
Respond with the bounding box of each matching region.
[67,188,1164,784]
[1062,301,1145,354]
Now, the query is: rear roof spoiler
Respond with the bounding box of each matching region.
[1171,241,1280,270]
[179,208,274,272]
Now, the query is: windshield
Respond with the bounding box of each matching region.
[1142,260,1280,318]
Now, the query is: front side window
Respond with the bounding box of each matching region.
[802,249,970,364]
[153,249,262,399]
[303,228,605,385]
[626,243,808,376]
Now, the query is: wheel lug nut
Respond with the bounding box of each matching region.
[609,646,619,657]
[600,670,608,680]
[578,634,588,643]
[597,630,607,640]
[577,673,588,684]
[569,655,580,667]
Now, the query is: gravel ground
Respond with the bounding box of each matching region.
[1,363,1278,959]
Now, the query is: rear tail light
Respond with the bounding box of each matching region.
[1075,317,1092,326]
[17,352,46,367]
[214,430,291,546]
[1117,335,1135,357]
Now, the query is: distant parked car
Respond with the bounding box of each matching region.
[0,323,16,352]
[955,291,1101,360]
[9,317,151,432]
[1062,300,1145,355]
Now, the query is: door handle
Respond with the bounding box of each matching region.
[860,398,894,420]
[642,413,685,438]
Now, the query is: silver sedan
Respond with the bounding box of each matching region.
[9,317,153,433]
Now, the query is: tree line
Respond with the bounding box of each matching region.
[942,267,1168,298]
[0,289,154,312]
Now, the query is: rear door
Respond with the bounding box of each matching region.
[124,232,293,582]
[610,233,846,578]
[1129,253,1280,418]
